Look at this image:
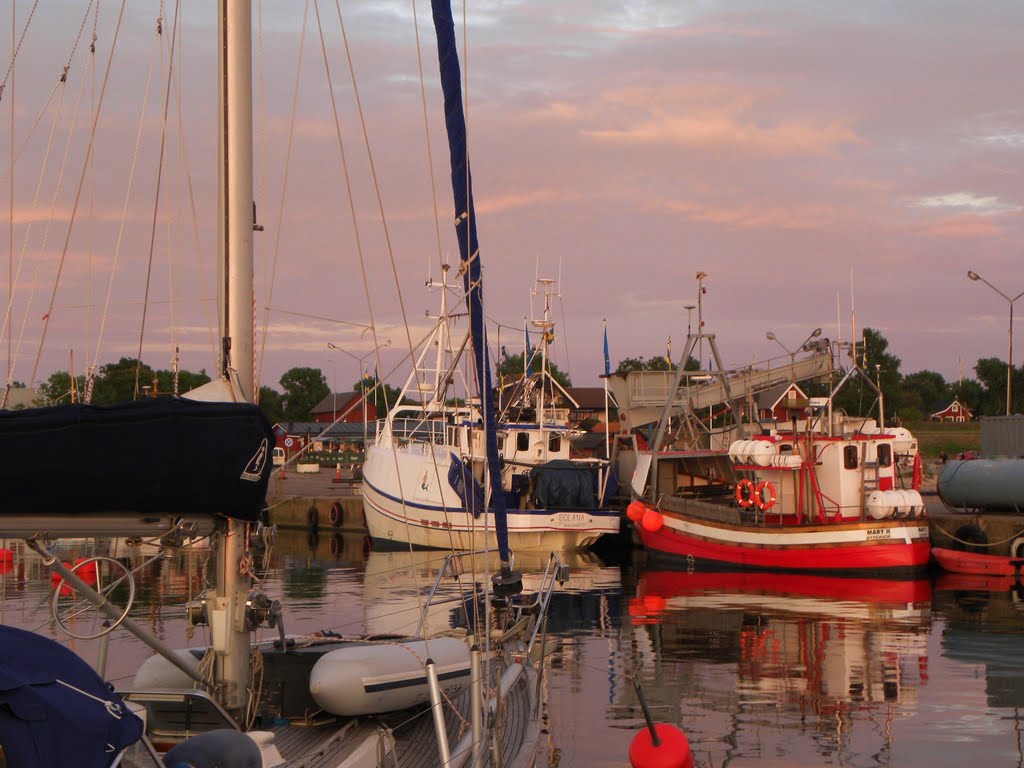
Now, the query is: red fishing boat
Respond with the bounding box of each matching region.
[613,337,930,574]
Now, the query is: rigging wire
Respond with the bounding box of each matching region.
[133,0,181,400]
[256,0,309,393]
[1,0,97,391]
[29,0,130,392]
[0,0,39,100]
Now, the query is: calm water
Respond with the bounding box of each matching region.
[3,532,1024,768]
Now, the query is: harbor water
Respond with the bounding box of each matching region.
[2,532,1023,767]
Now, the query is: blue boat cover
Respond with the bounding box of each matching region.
[0,398,274,522]
[0,625,144,768]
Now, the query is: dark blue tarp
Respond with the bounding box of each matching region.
[0,398,274,522]
[447,452,485,518]
[0,625,143,768]
[532,460,599,509]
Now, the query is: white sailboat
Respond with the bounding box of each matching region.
[363,273,622,552]
[0,2,564,766]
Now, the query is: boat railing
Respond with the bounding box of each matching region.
[416,550,568,649]
[385,416,449,445]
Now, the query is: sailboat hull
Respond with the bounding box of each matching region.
[362,443,620,551]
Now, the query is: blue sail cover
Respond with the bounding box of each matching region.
[0,626,144,768]
[0,398,274,522]
[431,0,511,563]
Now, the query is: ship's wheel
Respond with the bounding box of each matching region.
[51,556,136,640]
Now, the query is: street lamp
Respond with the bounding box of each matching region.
[766,328,822,363]
[326,339,392,447]
[967,270,1024,415]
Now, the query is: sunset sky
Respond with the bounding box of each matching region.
[2,1,1022,397]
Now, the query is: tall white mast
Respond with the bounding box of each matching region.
[213,0,254,716]
[219,0,255,402]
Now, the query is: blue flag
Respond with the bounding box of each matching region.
[603,321,611,376]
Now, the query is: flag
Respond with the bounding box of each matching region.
[602,320,610,376]
[665,336,672,367]
[524,319,533,377]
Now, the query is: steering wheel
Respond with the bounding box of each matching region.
[51,556,136,640]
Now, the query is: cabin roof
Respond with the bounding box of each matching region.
[755,382,807,410]
[310,391,364,415]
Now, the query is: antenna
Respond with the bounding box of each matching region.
[849,269,857,364]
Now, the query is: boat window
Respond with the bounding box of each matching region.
[549,434,561,452]
[877,443,892,467]
[780,443,793,453]
[496,435,505,451]
[517,432,530,451]
[844,445,859,470]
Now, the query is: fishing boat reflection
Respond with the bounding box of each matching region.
[622,568,933,763]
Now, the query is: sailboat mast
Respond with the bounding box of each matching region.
[219,0,255,402]
[429,0,519,591]
[214,0,255,717]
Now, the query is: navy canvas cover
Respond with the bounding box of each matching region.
[0,398,274,522]
[0,625,144,768]
[531,460,598,510]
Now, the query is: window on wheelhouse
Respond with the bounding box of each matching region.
[843,445,859,470]
[549,433,561,453]
[877,443,892,467]
[517,432,530,452]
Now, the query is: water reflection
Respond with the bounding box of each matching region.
[5,535,1024,766]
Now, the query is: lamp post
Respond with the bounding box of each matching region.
[326,359,337,418]
[967,270,1024,415]
[327,339,392,448]
[766,327,822,364]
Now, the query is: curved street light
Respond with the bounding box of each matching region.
[766,328,822,363]
[967,270,1024,415]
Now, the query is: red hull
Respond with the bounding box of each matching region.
[932,546,1023,577]
[638,569,932,604]
[638,519,931,573]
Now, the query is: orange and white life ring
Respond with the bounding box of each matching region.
[735,479,756,508]
[754,481,777,511]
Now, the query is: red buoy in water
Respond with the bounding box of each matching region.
[627,500,647,522]
[629,722,693,768]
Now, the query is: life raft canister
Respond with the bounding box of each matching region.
[754,481,777,511]
[735,479,756,508]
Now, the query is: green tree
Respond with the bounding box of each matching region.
[40,371,86,404]
[351,374,402,415]
[973,357,1024,415]
[615,354,699,374]
[834,328,901,420]
[88,357,156,403]
[898,370,950,421]
[496,352,572,388]
[280,367,329,421]
[153,367,212,396]
[258,385,284,425]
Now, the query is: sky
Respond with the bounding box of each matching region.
[1,0,1022,397]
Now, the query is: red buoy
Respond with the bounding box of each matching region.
[629,723,693,768]
[641,509,664,532]
[627,501,647,522]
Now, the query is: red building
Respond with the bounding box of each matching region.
[756,382,809,423]
[931,398,972,422]
[310,391,377,424]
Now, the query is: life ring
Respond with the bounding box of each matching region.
[329,501,343,527]
[735,479,756,509]
[1011,536,1024,560]
[754,481,777,511]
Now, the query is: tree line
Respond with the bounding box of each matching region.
[15,327,1021,424]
